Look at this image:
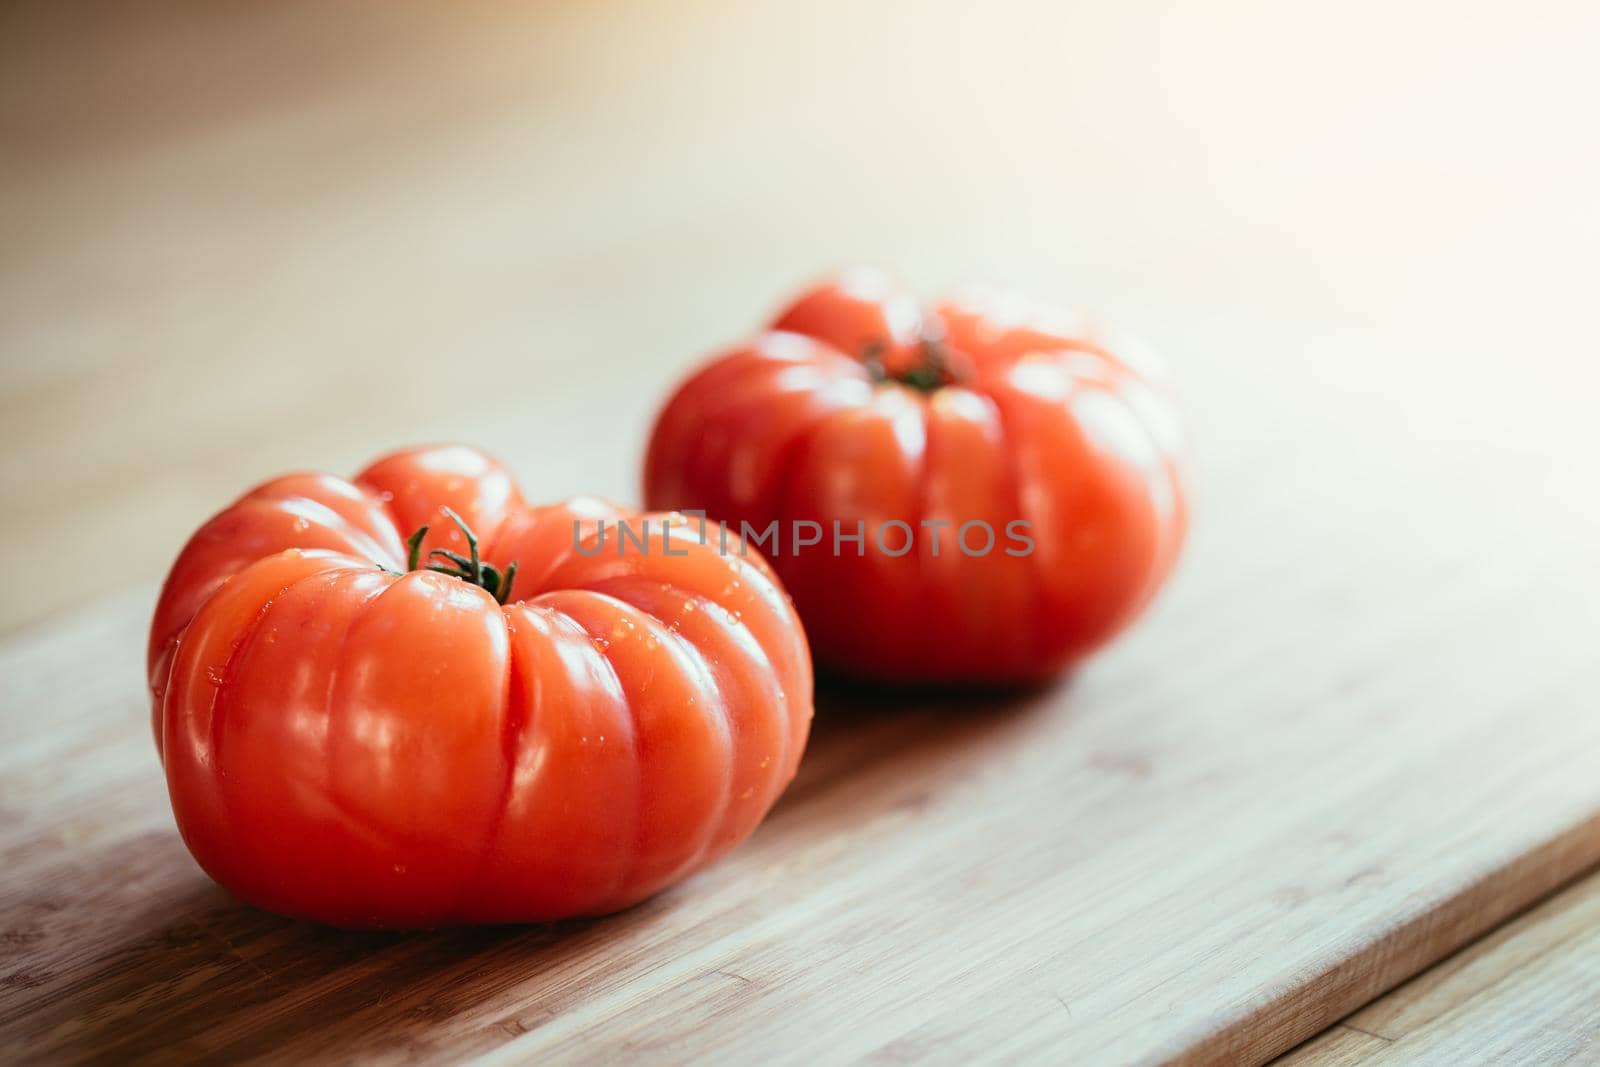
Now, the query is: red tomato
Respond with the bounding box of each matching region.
[644,270,1186,684]
[148,445,811,928]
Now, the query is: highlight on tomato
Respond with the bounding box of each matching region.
[148,444,812,928]
[644,268,1187,685]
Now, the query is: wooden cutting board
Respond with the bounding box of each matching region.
[3,389,1598,1065]
[1280,872,1600,1064]
[5,3,1600,1064]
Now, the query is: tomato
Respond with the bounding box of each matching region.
[148,444,812,928]
[644,269,1186,684]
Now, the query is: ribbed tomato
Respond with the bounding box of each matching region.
[644,270,1186,684]
[148,444,811,928]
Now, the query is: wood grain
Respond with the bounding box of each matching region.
[4,1,1600,1063]
[1277,872,1600,1064]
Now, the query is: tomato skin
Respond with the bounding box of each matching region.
[644,274,1186,684]
[770,266,927,376]
[149,445,811,928]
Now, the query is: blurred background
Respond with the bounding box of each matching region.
[5,0,1598,636]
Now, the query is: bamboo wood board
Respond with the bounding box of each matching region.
[3,410,1598,1064]
[1278,871,1600,1064]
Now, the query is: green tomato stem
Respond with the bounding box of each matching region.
[399,509,520,604]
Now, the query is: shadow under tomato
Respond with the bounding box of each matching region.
[773,671,1065,816]
[13,852,611,1064]
[18,676,1067,1064]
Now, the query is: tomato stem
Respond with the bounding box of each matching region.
[863,339,962,392]
[401,507,520,604]
[406,525,429,571]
